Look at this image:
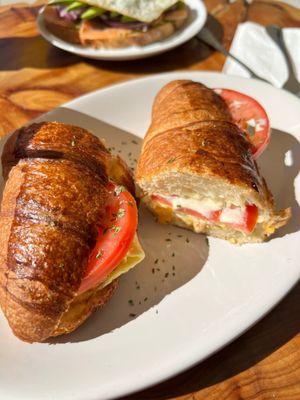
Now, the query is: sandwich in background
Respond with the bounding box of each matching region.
[42,0,189,48]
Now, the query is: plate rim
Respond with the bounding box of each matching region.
[0,71,299,400]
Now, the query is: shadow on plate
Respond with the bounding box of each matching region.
[258,127,300,238]
[121,281,300,400]
[42,108,209,343]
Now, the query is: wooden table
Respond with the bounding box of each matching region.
[0,0,300,398]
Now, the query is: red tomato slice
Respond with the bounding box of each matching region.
[215,88,270,159]
[78,183,138,294]
[245,204,259,233]
[151,194,172,207]
[151,195,258,233]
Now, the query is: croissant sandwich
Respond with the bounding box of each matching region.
[136,80,290,244]
[42,0,188,48]
[0,122,145,342]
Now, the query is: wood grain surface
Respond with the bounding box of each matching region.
[0,0,300,399]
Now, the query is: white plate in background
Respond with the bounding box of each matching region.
[0,72,299,400]
[36,0,206,60]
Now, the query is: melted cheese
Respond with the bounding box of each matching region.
[219,206,245,225]
[100,233,145,289]
[166,196,224,218]
[155,195,249,225]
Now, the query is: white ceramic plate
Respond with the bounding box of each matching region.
[36,0,206,60]
[0,72,299,400]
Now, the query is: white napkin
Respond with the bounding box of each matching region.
[223,21,300,88]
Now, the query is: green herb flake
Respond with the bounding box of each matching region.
[167,157,176,164]
[96,250,103,259]
[117,208,125,219]
[127,200,134,207]
[114,186,125,196]
[112,226,121,234]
